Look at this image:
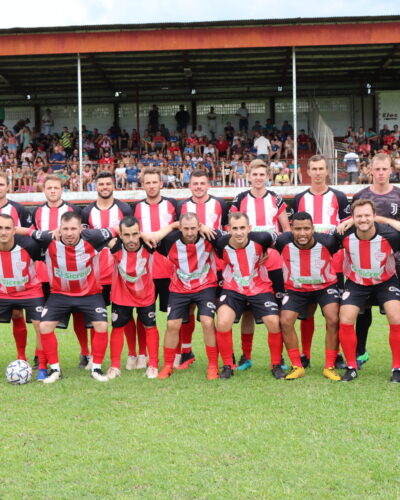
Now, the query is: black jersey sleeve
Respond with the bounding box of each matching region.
[175,199,187,219]
[30,229,54,250]
[229,190,247,212]
[274,232,293,253]
[211,233,231,257]
[214,196,229,228]
[80,203,93,225]
[332,189,351,221]
[115,199,133,217]
[314,232,341,255]
[289,192,303,219]
[269,268,285,307]
[377,223,400,252]
[157,230,181,257]
[82,228,115,251]
[12,201,32,228]
[249,231,275,249]
[164,197,179,220]
[15,235,43,261]
[67,202,82,215]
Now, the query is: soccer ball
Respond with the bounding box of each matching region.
[5,360,32,385]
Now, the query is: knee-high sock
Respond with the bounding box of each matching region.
[180,314,195,354]
[205,345,218,368]
[136,319,147,356]
[72,312,89,356]
[12,316,27,360]
[146,326,159,368]
[268,331,283,366]
[216,330,233,366]
[124,317,137,357]
[389,324,400,369]
[92,330,108,365]
[37,349,47,370]
[339,323,357,369]
[300,317,314,359]
[241,332,254,360]
[287,348,302,367]
[355,308,372,356]
[40,333,58,365]
[163,346,176,366]
[325,349,339,369]
[110,327,125,369]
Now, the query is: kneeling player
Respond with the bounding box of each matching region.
[214,212,284,379]
[275,212,341,381]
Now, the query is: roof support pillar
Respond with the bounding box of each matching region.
[77,53,83,191]
[292,46,298,186]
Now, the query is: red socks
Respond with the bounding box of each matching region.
[180,315,195,354]
[124,318,137,357]
[216,329,233,366]
[146,326,159,368]
[241,332,254,360]
[389,324,400,369]
[205,345,218,368]
[72,312,89,356]
[136,319,147,356]
[37,349,47,370]
[325,349,339,369]
[110,327,125,369]
[339,323,357,369]
[92,330,108,365]
[287,348,302,367]
[300,317,314,359]
[12,316,27,360]
[163,346,176,366]
[268,331,283,366]
[40,332,59,365]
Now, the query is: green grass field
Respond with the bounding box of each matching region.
[0,309,399,499]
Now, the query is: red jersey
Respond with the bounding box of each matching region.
[158,231,217,293]
[337,223,400,286]
[132,197,177,280]
[32,228,115,296]
[32,201,80,231]
[82,199,132,284]
[177,195,228,230]
[230,190,287,233]
[110,238,155,307]
[275,232,339,291]
[0,235,43,299]
[214,232,275,295]
[0,200,32,228]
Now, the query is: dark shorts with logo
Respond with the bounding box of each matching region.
[0,297,45,323]
[167,288,216,321]
[218,289,279,323]
[154,278,170,313]
[341,276,400,310]
[111,303,156,328]
[282,285,340,317]
[40,293,108,324]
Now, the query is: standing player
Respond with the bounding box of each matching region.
[230,159,290,369]
[213,212,284,379]
[81,172,134,369]
[276,212,342,381]
[337,199,400,382]
[157,212,219,380]
[132,167,178,369]
[175,169,229,369]
[33,211,116,384]
[290,154,350,368]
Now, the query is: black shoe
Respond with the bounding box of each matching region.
[79,354,90,369]
[335,353,347,370]
[180,351,195,365]
[32,355,39,370]
[300,354,310,368]
[271,364,286,379]
[219,365,234,379]
[390,369,400,383]
[232,352,236,367]
[342,367,358,382]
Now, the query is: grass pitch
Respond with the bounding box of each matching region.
[0,309,399,499]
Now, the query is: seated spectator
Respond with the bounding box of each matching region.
[343,146,360,185]
[389,165,399,183]
[232,158,247,187]
[274,166,291,186]
[358,140,371,157]
[118,129,130,151]
[270,135,282,159]
[180,164,192,187]
[151,130,166,153]
[288,161,303,184]
[128,128,140,151]
[126,162,140,188]
[215,135,230,161]
[231,138,244,158]
[115,160,127,189]
[358,161,372,184]
[203,142,216,160]
[49,144,66,172]
[141,129,152,153]
[98,150,115,173]
[297,129,312,152]
[166,167,177,188]
[224,121,235,144]
[284,135,294,159]
[384,130,397,148]
[282,120,293,136]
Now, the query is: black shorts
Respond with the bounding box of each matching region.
[282,285,340,316]
[112,303,156,328]
[218,289,279,323]
[102,284,111,306]
[167,288,216,321]
[154,278,170,313]
[41,294,108,324]
[0,297,45,323]
[341,276,400,309]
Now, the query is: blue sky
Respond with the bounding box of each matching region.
[0,0,398,28]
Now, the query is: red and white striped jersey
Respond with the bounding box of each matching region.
[81,199,132,284]
[132,197,177,280]
[32,201,81,231]
[0,235,43,299]
[110,238,155,307]
[158,231,217,293]
[177,195,228,230]
[291,188,350,233]
[275,232,340,291]
[0,200,32,228]
[32,228,115,296]
[230,190,287,233]
[337,223,400,285]
[213,232,275,295]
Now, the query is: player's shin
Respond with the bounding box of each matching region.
[268,331,283,366]
[389,324,400,369]
[40,332,59,368]
[136,318,147,356]
[216,330,233,366]
[180,314,195,354]
[338,323,358,369]
[12,316,27,361]
[92,330,108,367]
[72,312,89,356]
[145,326,159,368]
[110,327,125,369]
[300,317,314,359]
[124,317,137,357]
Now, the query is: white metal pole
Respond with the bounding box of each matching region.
[77,53,83,191]
[292,46,298,186]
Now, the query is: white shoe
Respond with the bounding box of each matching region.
[135,354,148,369]
[125,355,137,370]
[145,366,158,379]
[106,367,121,380]
[91,368,109,382]
[42,369,61,384]
[173,353,182,369]
[85,355,93,371]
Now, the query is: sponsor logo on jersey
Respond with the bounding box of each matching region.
[350,265,383,279]
[0,276,28,287]
[177,264,210,282]
[118,265,146,283]
[54,266,92,280]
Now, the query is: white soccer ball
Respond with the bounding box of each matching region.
[5,359,32,385]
